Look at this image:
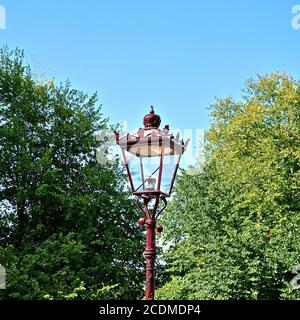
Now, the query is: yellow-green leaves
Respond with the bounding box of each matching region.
[158,73,300,299]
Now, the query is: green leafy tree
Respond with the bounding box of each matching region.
[0,47,144,299]
[157,73,300,299]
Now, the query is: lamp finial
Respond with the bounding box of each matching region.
[143,106,161,129]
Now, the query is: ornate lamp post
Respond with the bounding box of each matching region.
[114,106,188,300]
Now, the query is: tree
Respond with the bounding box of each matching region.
[0,47,144,299]
[157,72,300,299]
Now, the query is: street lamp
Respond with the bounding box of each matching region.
[114,106,188,300]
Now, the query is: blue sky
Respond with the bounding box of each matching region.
[1,1,300,142]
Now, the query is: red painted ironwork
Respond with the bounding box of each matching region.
[136,196,167,300]
[114,106,189,300]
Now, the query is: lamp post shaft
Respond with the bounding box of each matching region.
[144,218,156,300]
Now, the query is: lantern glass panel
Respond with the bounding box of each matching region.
[121,137,183,196]
[123,150,143,193]
[137,155,161,192]
[160,154,180,195]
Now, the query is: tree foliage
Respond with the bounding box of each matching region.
[0,47,144,299]
[157,73,300,299]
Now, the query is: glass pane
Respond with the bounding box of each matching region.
[123,148,181,195]
[123,150,142,192]
[136,156,161,192]
[160,154,180,195]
